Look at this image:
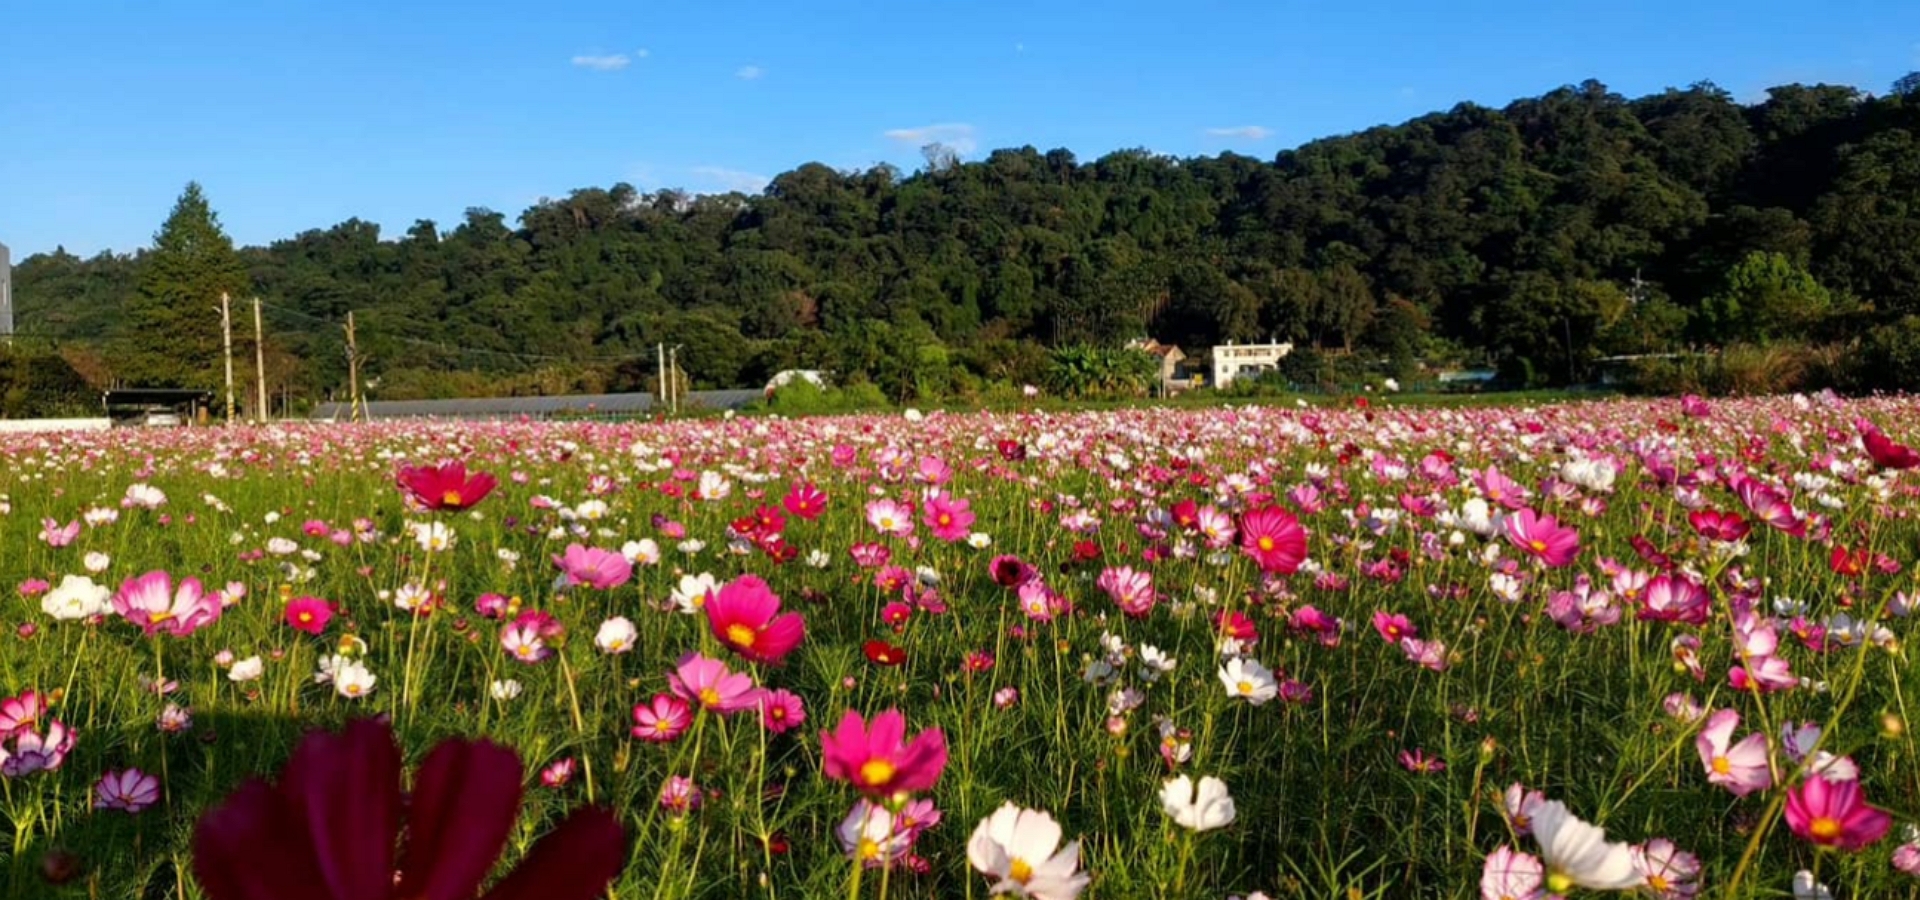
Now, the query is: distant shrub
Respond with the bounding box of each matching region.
[761,378,891,415]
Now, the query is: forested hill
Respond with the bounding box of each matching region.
[16,76,1920,402]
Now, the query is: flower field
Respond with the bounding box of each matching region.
[5,393,1920,899]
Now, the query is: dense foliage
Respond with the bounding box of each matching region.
[14,76,1920,404]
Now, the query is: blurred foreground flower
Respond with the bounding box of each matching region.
[396,459,498,511]
[192,717,624,900]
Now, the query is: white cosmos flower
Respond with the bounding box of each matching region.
[1530,799,1638,892]
[595,616,638,654]
[671,573,719,614]
[1793,870,1832,900]
[83,551,111,573]
[621,538,660,565]
[1217,657,1278,705]
[1159,775,1235,831]
[228,656,264,682]
[42,575,110,620]
[966,802,1091,900]
[490,679,522,701]
[333,662,377,699]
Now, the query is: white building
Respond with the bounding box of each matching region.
[1210,342,1293,389]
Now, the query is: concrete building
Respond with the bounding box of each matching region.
[0,240,11,339]
[1210,342,1293,389]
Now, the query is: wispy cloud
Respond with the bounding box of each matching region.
[883,123,978,154]
[736,64,765,80]
[1204,125,1272,141]
[690,166,770,194]
[635,48,651,59]
[572,54,631,72]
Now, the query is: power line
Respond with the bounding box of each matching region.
[253,298,656,366]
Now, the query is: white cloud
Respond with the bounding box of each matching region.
[572,54,630,72]
[736,65,764,80]
[883,123,978,155]
[690,166,771,194]
[1204,125,1272,141]
[635,48,651,59]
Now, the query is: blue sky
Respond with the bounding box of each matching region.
[3,0,1916,258]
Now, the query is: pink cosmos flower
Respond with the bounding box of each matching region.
[541,758,577,788]
[1238,505,1307,574]
[1399,637,1448,672]
[2,720,76,776]
[1480,845,1544,900]
[552,544,633,591]
[1639,575,1710,626]
[759,689,807,735]
[113,571,222,637]
[1695,708,1772,797]
[1096,566,1156,618]
[1631,838,1699,900]
[667,654,761,716]
[0,691,45,736]
[820,709,949,798]
[1504,784,1547,837]
[631,694,694,743]
[1785,776,1891,851]
[1398,749,1445,774]
[395,459,499,511]
[705,575,806,665]
[1733,477,1805,538]
[865,500,915,539]
[41,519,80,548]
[659,776,701,815]
[94,768,161,813]
[921,492,974,543]
[1504,508,1579,568]
[1475,466,1531,509]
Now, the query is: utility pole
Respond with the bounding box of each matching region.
[253,297,267,423]
[657,343,666,414]
[668,345,681,415]
[345,311,362,423]
[219,292,236,425]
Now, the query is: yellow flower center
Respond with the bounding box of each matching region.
[441,489,464,506]
[1009,857,1034,883]
[726,624,757,648]
[298,612,313,623]
[1810,816,1842,840]
[1257,536,1274,551]
[1711,756,1731,775]
[879,517,895,529]
[857,838,882,860]
[1237,680,1255,695]
[859,759,897,787]
[654,719,673,734]
[1648,874,1672,891]
[698,688,721,708]
[939,514,952,526]
[1529,539,1547,552]
[1546,871,1574,894]
[148,610,174,624]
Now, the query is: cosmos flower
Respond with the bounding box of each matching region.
[704,575,806,664]
[820,709,948,798]
[966,802,1090,900]
[1159,775,1236,831]
[191,717,624,900]
[395,460,498,511]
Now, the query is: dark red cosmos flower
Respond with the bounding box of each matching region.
[396,461,499,511]
[863,640,908,667]
[193,718,624,900]
[1860,421,1920,471]
[995,439,1027,462]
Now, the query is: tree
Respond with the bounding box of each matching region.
[1700,251,1834,343]
[118,183,251,388]
[1893,72,1920,98]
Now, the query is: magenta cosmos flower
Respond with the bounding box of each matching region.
[552,544,633,591]
[631,694,693,742]
[193,718,625,900]
[820,709,949,798]
[283,596,333,635]
[1504,508,1580,568]
[396,460,499,511]
[704,575,806,664]
[1237,505,1307,574]
[113,571,222,637]
[921,492,975,542]
[1784,776,1891,851]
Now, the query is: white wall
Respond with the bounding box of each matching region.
[0,419,112,434]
